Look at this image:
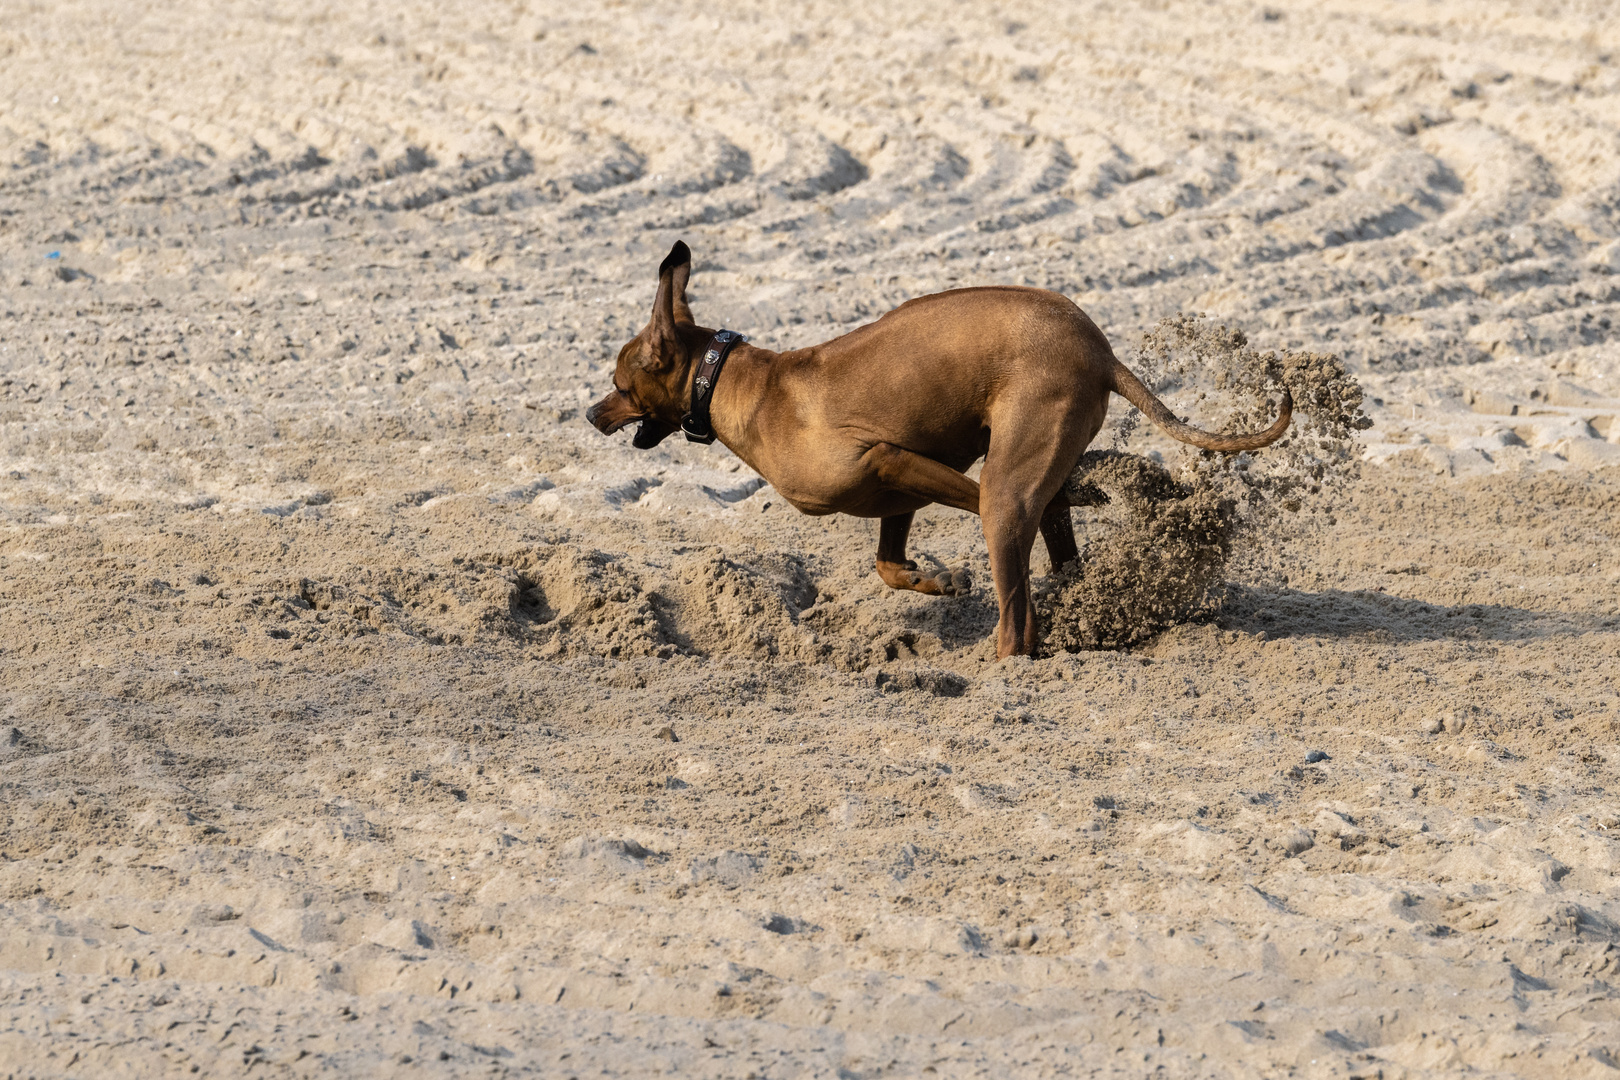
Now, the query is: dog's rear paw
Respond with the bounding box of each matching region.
[935,568,972,596]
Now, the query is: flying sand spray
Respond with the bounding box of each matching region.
[1038,315,1372,652]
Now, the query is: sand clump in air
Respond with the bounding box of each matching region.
[1041,315,1371,651]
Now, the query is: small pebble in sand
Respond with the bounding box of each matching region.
[653,725,679,742]
[1002,926,1038,949]
[1305,749,1329,763]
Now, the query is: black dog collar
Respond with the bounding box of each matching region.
[680,329,745,444]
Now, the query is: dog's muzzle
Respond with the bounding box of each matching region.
[586,390,677,448]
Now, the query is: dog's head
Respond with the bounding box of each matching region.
[585,241,704,449]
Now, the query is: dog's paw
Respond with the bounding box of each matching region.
[877,560,970,596]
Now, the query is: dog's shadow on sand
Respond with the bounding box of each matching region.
[878,580,1613,658]
[1219,583,1616,644]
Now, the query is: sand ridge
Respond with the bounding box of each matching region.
[2,1,1620,1076]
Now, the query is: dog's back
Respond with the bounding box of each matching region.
[775,286,1116,462]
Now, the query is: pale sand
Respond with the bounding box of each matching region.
[2,1,1619,1076]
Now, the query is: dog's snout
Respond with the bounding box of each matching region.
[586,390,639,435]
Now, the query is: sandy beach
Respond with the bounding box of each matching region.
[2,1,1619,1075]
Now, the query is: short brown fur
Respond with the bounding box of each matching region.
[587,242,1291,657]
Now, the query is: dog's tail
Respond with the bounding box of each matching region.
[1109,359,1292,453]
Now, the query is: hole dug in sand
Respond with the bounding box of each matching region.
[1038,315,1371,652]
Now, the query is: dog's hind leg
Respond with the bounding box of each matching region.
[876,512,972,596]
[980,491,1043,657]
[979,429,1093,657]
[1039,500,1079,573]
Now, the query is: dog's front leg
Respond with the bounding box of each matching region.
[875,512,972,596]
[861,443,980,514]
[861,444,979,598]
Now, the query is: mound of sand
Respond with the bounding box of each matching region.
[1040,315,1371,651]
[1042,449,1236,651]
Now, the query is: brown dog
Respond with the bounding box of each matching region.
[586,242,1291,657]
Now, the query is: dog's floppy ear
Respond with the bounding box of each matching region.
[643,241,691,369]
